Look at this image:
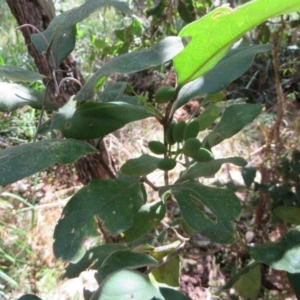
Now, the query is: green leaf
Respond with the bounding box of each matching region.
[273,206,300,224]
[287,272,300,299]
[42,100,154,139]
[0,66,45,82]
[160,287,191,300]
[0,82,58,112]
[161,182,241,244]
[175,45,272,109]
[75,37,184,102]
[120,154,162,177]
[242,167,257,188]
[203,104,262,148]
[223,261,260,290]
[0,139,97,185]
[173,0,300,86]
[177,157,247,183]
[123,200,166,242]
[197,104,222,131]
[53,179,144,262]
[63,244,128,279]
[151,256,180,287]
[233,264,261,300]
[248,227,300,273]
[90,269,164,300]
[31,0,131,66]
[95,250,157,283]
[99,82,127,102]
[177,0,196,24]
[18,295,43,300]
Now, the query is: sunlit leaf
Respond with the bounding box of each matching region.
[53,179,144,262]
[160,181,241,243]
[248,227,300,273]
[173,0,300,86]
[0,139,97,185]
[0,82,58,112]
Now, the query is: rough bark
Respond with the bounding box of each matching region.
[6,0,115,183]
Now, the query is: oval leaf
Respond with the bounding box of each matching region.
[53,179,144,262]
[173,0,300,86]
[203,104,262,148]
[75,36,184,102]
[177,157,247,183]
[123,200,166,242]
[90,269,163,300]
[0,66,45,82]
[95,250,157,283]
[63,244,128,279]
[44,101,154,139]
[273,206,300,224]
[0,82,58,112]
[0,139,97,185]
[161,182,241,244]
[248,227,300,273]
[120,154,162,177]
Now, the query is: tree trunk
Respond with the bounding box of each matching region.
[6,0,115,183]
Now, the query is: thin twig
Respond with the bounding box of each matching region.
[141,176,158,191]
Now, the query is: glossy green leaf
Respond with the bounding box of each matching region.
[161,182,241,244]
[99,82,127,102]
[96,250,157,283]
[176,45,272,108]
[0,66,45,82]
[123,200,166,242]
[223,261,260,290]
[234,264,261,300]
[173,0,300,86]
[151,255,180,287]
[177,157,247,183]
[31,0,131,66]
[197,104,222,131]
[0,139,97,185]
[160,287,191,300]
[175,45,272,109]
[273,206,300,224]
[120,154,162,177]
[75,37,184,102]
[63,244,128,279]
[0,82,58,112]
[248,227,300,273]
[242,167,257,188]
[90,269,164,300]
[203,104,262,148]
[18,295,43,300]
[42,100,154,139]
[53,179,144,262]
[287,272,300,299]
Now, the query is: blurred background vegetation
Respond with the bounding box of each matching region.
[0,0,300,299]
